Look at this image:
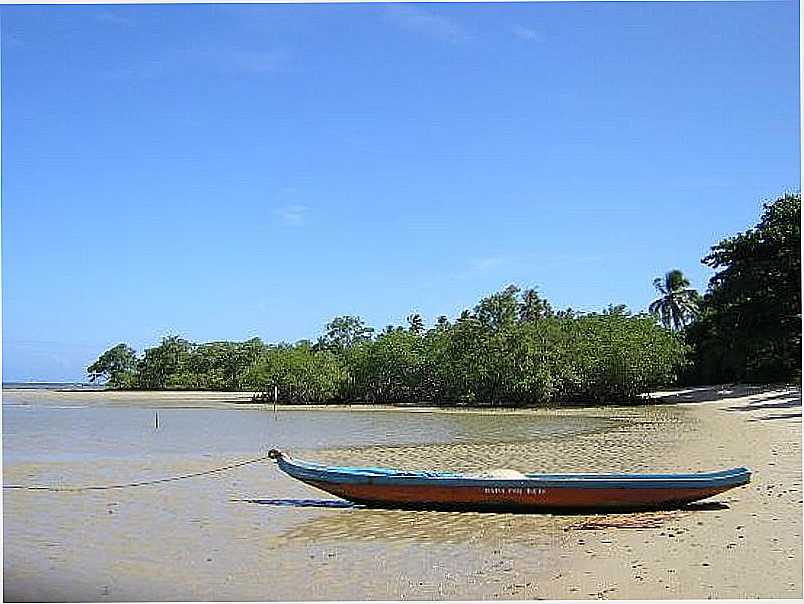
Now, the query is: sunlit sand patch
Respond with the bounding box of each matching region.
[565,510,691,531]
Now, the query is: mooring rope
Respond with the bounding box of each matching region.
[2,454,272,492]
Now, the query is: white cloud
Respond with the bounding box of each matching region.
[93,10,137,27]
[454,256,508,281]
[471,256,506,272]
[511,25,543,42]
[103,47,288,81]
[384,6,467,43]
[276,204,309,226]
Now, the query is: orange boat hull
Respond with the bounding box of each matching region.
[268,450,751,512]
[306,479,736,511]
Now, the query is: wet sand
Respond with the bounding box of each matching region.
[2,388,259,408]
[3,385,801,600]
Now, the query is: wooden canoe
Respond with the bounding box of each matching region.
[268,449,751,512]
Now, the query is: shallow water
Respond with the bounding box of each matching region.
[2,399,624,465]
[3,392,708,601]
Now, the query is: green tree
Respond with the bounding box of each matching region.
[406,313,424,334]
[603,304,630,316]
[352,329,425,402]
[457,309,473,322]
[562,312,688,403]
[87,285,691,403]
[190,338,266,390]
[519,288,553,323]
[648,270,701,330]
[247,343,345,403]
[317,315,374,352]
[225,338,266,390]
[474,284,520,332]
[688,193,801,382]
[136,335,195,389]
[87,343,138,388]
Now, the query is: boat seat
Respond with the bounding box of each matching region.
[468,468,526,479]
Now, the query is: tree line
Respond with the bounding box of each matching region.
[88,193,800,404]
[647,193,800,384]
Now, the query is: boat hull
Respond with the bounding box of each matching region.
[303,479,736,511]
[268,450,751,512]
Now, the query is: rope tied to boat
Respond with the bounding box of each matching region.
[3,454,272,492]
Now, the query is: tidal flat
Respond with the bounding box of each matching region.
[2,386,801,601]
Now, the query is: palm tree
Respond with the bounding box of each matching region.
[649,270,701,330]
[406,313,424,335]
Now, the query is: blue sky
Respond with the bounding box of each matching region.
[2,2,800,382]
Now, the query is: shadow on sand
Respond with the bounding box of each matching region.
[724,388,801,421]
[748,411,802,422]
[233,497,732,547]
[234,497,362,509]
[235,497,730,515]
[647,384,801,422]
[648,384,799,405]
[678,500,730,511]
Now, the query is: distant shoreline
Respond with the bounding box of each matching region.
[2,382,103,390]
[2,383,798,412]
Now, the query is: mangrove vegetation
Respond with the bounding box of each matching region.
[87,193,801,404]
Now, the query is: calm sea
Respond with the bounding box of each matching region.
[2,390,619,466]
[3,382,100,390]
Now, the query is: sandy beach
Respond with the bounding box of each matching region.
[544,385,802,599]
[2,385,801,600]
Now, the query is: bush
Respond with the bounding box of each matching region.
[87,287,689,405]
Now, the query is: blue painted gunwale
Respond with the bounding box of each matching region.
[275,454,752,490]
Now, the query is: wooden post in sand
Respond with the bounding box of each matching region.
[154,410,159,431]
[273,385,278,418]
